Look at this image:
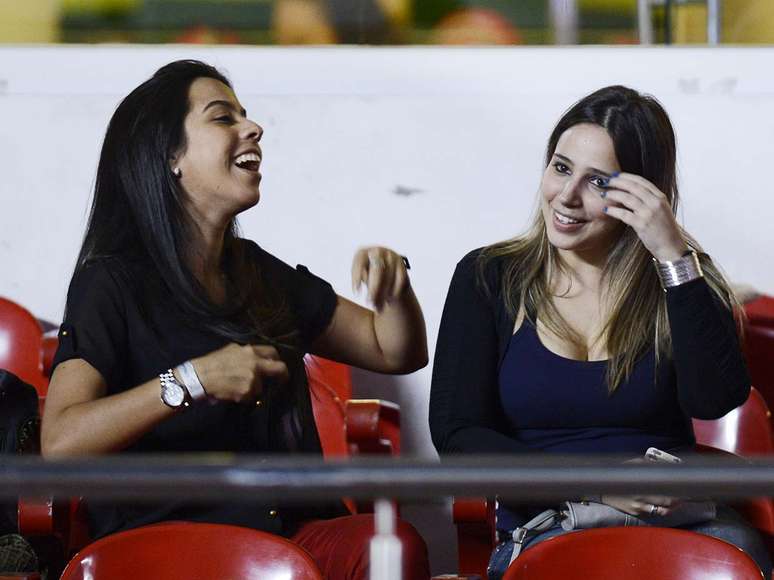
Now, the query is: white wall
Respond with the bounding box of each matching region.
[2,46,773,573]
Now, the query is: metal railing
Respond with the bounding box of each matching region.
[2,454,773,502]
[4,454,771,580]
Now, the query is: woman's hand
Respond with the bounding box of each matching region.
[351,246,410,311]
[602,173,688,262]
[601,494,682,517]
[192,343,289,403]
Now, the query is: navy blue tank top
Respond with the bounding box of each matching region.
[496,322,694,530]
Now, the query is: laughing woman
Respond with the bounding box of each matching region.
[429,85,770,578]
[41,60,430,580]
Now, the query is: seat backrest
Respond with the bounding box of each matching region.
[308,372,350,458]
[59,522,323,580]
[503,526,762,580]
[305,355,353,401]
[693,386,774,455]
[745,295,774,328]
[0,297,47,396]
[744,324,774,416]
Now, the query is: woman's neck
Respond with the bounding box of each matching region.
[554,247,606,295]
[186,219,229,302]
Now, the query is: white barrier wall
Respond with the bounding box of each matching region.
[1,46,773,573]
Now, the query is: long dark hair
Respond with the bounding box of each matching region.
[480,85,738,392]
[76,60,316,450]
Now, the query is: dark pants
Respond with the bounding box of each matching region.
[293,514,431,580]
[488,505,772,580]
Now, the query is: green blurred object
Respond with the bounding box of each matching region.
[62,0,140,12]
[60,0,274,43]
[139,0,273,30]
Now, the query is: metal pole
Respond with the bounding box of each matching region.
[4,456,774,501]
[637,0,653,45]
[707,0,721,45]
[664,0,672,44]
[370,499,402,580]
[549,0,578,45]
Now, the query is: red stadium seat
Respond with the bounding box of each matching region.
[502,526,762,580]
[305,354,352,401]
[744,325,774,419]
[693,386,774,455]
[58,522,323,580]
[746,295,774,328]
[0,297,48,397]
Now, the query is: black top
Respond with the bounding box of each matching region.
[52,240,347,538]
[430,248,751,530]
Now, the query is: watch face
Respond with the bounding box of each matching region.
[162,382,186,407]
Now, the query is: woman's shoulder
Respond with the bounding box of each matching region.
[454,245,509,286]
[70,256,131,290]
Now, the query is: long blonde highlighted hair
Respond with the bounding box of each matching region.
[479,86,740,393]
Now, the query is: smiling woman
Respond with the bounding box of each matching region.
[429,85,771,578]
[40,60,430,580]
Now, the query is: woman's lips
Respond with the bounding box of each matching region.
[552,210,586,232]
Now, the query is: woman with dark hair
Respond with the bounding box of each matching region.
[41,60,430,580]
[429,85,770,578]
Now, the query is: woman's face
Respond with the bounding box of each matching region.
[540,123,623,261]
[172,77,263,226]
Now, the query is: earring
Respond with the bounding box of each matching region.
[172,167,182,178]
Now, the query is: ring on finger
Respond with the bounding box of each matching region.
[649,504,659,516]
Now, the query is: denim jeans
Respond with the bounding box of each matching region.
[487,505,772,580]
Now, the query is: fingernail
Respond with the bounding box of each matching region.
[604,206,608,213]
[610,171,620,178]
[600,190,607,198]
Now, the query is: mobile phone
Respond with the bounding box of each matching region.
[645,447,682,464]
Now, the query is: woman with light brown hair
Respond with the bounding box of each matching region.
[430,85,770,578]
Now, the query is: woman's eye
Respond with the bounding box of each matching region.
[215,115,233,123]
[590,176,608,189]
[553,162,570,174]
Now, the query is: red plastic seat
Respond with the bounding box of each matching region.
[502,526,762,580]
[744,325,774,420]
[307,357,401,515]
[305,354,353,401]
[0,297,48,397]
[746,295,774,328]
[693,386,774,456]
[59,522,323,580]
[309,375,350,459]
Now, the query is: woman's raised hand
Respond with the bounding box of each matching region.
[191,343,289,403]
[602,173,688,262]
[351,246,410,311]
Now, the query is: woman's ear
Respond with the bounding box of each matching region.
[169,155,182,178]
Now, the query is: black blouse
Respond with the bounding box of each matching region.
[52,239,346,538]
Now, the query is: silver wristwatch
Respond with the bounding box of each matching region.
[159,369,190,409]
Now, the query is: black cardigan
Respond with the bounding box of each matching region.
[429,248,751,456]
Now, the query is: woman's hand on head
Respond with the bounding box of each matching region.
[601,173,688,262]
[192,343,288,403]
[600,494,682,517]
[351,246,410,311]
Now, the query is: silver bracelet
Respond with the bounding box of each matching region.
[653,250,703,289]
[175,360,207,401]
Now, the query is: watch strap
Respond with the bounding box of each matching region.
[176,360,207,401]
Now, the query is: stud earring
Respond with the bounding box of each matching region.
[172,167,182,178]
